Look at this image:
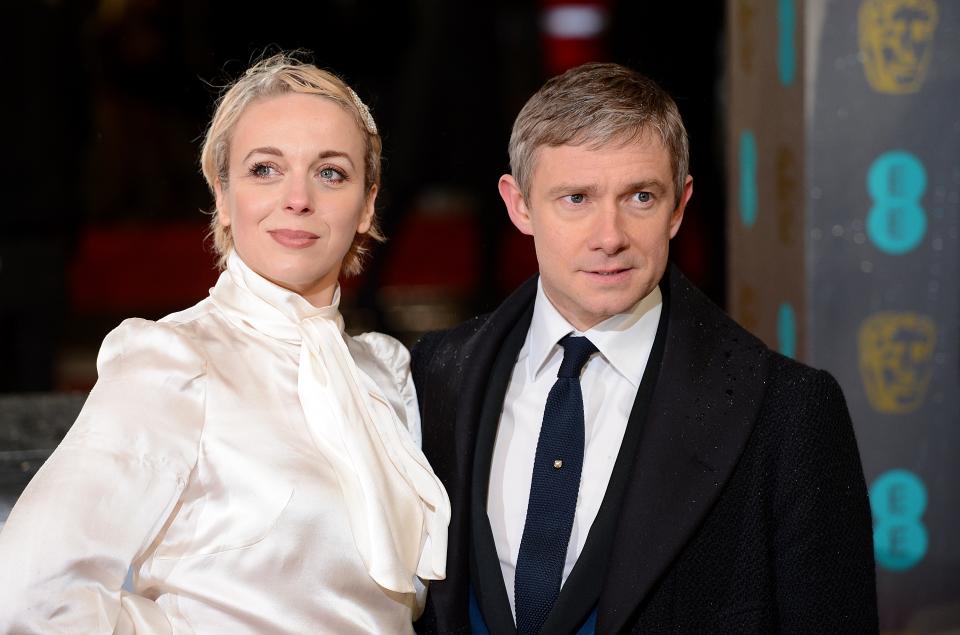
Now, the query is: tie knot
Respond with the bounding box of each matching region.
[556,335,598,378]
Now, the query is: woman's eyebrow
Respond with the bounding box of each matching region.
[243,146,283,163]
[241,147,355,169]
[316,150,355,168]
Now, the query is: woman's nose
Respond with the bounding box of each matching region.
[283,176,313,215]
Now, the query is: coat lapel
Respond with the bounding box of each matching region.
[470,304,533,635]
[436,277,539,631]
[419,277,539,634]
[597,266,772,635]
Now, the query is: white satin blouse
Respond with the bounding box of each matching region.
[0,253,450,634]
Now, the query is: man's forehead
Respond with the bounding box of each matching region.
[532,133,670,173]
[558,126,664,153]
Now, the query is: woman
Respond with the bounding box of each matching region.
[0,53,449,633]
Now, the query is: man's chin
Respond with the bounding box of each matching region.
[574,296,642,326]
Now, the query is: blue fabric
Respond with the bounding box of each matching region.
[575,608,598,634]
[514,335,597,635]
[469,585,492,635]
[470,584,597,634]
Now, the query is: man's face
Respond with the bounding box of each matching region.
[500,133,692,331]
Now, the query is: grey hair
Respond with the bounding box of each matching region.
[508,62,689,208]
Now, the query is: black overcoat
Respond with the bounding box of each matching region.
[411,265,877,634]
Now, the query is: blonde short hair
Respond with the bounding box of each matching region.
[508,62,689,208]
[200,51,384,275]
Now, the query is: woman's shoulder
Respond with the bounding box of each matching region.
[97,300,218,381]
[350,331,421,441]
[74,311,210,471]
[351,331,411,384]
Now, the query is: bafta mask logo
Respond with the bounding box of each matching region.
[859,0,939,94]
[859,312,936,414]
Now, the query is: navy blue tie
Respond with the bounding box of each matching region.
[514,334,598,635]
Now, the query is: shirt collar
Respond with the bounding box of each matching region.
[526,278,663,388]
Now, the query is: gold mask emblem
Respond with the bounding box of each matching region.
[859,0,939,94]
[859,312,936,414]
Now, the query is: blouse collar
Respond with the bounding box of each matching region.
[207,250,449,594]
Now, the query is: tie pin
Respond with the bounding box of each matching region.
[553,459,563,470]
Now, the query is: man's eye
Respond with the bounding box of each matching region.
[566,193,585,204]
[635,192,652,203]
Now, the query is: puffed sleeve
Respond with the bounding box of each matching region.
[0,318,206,634]
[353,332,422,448]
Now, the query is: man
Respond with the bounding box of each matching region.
[412,63,877,634]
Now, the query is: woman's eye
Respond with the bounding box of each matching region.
[319,167,346,182]
[250,163,277,178]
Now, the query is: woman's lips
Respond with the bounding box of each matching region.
[269,229,319,249]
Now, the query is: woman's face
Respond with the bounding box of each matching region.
[215,92,375,306]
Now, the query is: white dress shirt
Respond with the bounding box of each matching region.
[487,279,662,620]
[0,253,450,634]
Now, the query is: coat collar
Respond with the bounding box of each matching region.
[455,275,541,460]
[596,265,771,634]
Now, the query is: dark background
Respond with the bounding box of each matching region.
[2,0,726,393]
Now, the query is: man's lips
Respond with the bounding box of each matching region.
[268,229,320,248]
[584,267,632,276]
[581,267,634,284]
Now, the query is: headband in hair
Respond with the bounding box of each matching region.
[347,87,378,135]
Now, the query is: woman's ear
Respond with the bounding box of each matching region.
[214,179,231,227]
[358,184,378,235]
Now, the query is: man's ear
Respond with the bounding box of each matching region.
[669,175,693,239]
[499,174,533,236]
[214,179,231,227]
[358,184,378,234]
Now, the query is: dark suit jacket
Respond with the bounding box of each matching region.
[411,265,877,634]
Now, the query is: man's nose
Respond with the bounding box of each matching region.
[589,204,629,254]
